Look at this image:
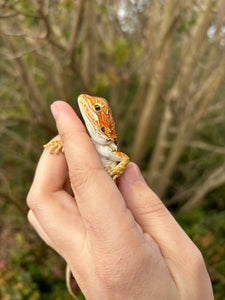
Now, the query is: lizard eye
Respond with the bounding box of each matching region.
[94,103,102,112]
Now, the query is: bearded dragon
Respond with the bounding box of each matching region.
[44,94,129,298]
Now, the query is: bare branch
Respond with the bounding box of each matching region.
[0,39,46,60]
[0,171,27,215]
[69,0,85,66]
[180,164,225,211]
[67,0,89,90]
[147,104,173,188]
[0,13,18,18]
[0,115,31,123]
[1,29,47,40]
[0,128,30,151]
[188,141,225,155]
[0,63,18,79]
[131,0,181,163]
[37,0,67,50]
[150,55,225,197]
[2,34,52,124]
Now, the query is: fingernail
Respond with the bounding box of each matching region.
[123,163,145,184]
[51,102,59,120]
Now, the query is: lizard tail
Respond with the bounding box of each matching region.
[66,264,79,299]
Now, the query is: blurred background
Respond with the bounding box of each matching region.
[0,0,225,299]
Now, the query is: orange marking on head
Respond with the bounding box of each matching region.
[78,94,117,140]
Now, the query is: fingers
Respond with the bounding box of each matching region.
[32,135,68,194]
[51,101,140,244]
[27,136,84,255]
[28,210,55,249]
[28,208,83,261]
[28,134,78,220]
[118,163,203,274]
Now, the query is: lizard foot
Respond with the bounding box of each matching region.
[106,166,122,181]
[44,140,64,154]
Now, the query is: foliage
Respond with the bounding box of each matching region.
[0,200,83,299]
[176,209,225,300]
[0,0,225,298]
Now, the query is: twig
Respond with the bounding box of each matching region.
[37,0,67,50]
[1,29,47,40]
[0,13,18,18]
[69,0,85,66]
[180,164,225,211]
[0,172,26,216]
[1,42,46,60]
[0,115,31,123]
[188,141,225,155]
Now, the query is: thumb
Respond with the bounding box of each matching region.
[119,163,200,266]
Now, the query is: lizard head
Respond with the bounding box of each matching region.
[78,94,117,144]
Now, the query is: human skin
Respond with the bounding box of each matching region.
[27,101,214,300]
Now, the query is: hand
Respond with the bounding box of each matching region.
[27,101,214,300]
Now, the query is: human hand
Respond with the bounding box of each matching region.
[27,101,214,300]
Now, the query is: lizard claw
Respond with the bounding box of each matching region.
[105,164,111,171]
[44,140,64,154]
[106,167,122,181]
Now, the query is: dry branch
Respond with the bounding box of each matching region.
[0,172,27,215]
[181,164,225,211]
[69,0,85,67]
[131,0,181,164]
[37,0,67,50]
[2,34,52,124]
[144,0,224,197]
[188,141,225,155]
[147,104,172,188]
[152,56,225,198]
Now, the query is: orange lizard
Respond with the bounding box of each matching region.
[44,94,129,298]
[44,94,129,180]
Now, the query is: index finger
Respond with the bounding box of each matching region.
[51,101,136,241]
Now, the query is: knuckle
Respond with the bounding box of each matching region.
[69,167,91,193]
[140,196,168,219]
[26,189,36,210]
[184,246,205,274]
[69,166,105,196]
[60,129,88,149]
[97,253,144,292]
[59,130,77,145]
[26,186,42,211]
[97,255,127,289]
[189,247,205,270]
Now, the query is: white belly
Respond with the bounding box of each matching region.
[94,142,122,169]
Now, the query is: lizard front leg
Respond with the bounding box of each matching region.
[44,140,64,154]
[106,152,129,181]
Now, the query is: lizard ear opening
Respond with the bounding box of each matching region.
[101,126,105,133]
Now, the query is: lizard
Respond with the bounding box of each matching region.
[44,94,130,298]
